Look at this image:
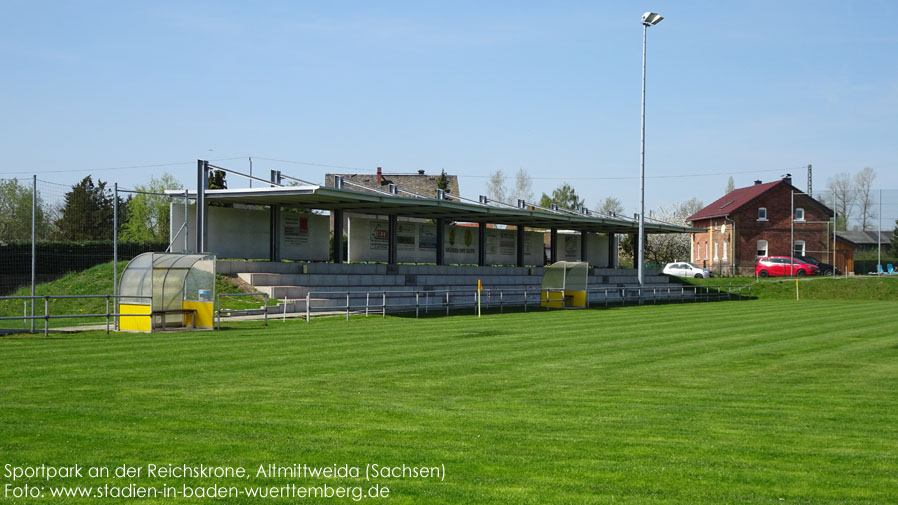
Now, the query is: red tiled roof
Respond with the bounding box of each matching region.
[687,181,782,222]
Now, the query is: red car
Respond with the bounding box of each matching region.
[755,256,819,277]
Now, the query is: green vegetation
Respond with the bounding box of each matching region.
[2,301,896,503]
[677,274,898,300]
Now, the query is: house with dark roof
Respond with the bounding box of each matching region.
[686,175,834,275]
[325,167,460,199]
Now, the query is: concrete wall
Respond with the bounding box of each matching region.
[170,204,329,260]
[347,217,545,265]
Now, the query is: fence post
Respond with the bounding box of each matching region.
[524,289,528,312]
[105,296,110,334]
[416,292,419,319]
[446,291,449,316]
[366,292,370,317]
[31,175,36,333]
[306,292,311,324]
[263,294,268,326]
[44,296,49,336]
[382,292,386,318]
[216,294,221,330]
[113,182,118,331]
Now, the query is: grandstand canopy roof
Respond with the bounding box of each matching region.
[176,185,700,235]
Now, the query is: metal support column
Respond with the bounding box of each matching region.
[478,222,487,266]
[333,209,344,263]
[580,230,588,262]
[549,228,558,264]
[516,225,525,267]
[435,218,445,265]
[269,206,281,261]
[268,170,282,262]
[388,215,398,264]
[196,159,209,253]
[607,233,616,268]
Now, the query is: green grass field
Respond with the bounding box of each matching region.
[2,300,896,504]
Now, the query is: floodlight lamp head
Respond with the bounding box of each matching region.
[642,12,663,26]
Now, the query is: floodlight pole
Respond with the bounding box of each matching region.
[638,13,661,286]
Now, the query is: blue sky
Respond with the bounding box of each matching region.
[3,1,897,225]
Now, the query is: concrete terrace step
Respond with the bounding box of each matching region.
[236,270,669,288]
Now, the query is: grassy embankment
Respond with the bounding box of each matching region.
[677,274,898,300]
[0,261,269,328]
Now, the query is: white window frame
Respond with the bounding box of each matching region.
[722,240,728,261]
[795,207,805,221]
[758,207,768,221]
[793,240,805,257]
[757,240,768,257]
[713,242,719,261]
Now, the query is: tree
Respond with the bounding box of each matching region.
[121,173,184,242]
[0,178,51,241]
[855,167,876,231]
[539,183,584,210]
[509,168,533,205]
[595,197,624,217]
[825,172,855,231]
[54,176,125,241]
[486,170,507,204]
[725,176,735,194]
[643,198,703,266]
[436,170,450,194]
[209,169,227,190]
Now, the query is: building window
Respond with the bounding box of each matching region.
[713,242,719,261]
[795,207,805,221]
[758,207,767,221]
[722,240,728,261]
[757,240,768,257]
[793,240,805,257]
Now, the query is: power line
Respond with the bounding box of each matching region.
[0,157,245,176]
[248,156,805,181]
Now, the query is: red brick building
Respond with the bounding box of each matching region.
[687,176,834,275]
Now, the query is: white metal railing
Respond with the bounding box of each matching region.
[290,285,751,323]
[0,294,152,336]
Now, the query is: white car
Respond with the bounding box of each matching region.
[662,262,713,279]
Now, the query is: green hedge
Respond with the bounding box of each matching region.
[0,241,168,295]
[854,259,898,275]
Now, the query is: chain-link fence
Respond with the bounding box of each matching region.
[1,176,167,329]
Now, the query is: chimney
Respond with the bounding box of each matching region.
[418,169,425,175]
[377,166,382,185]
[782,173,792,185]
[754,180,763,185]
